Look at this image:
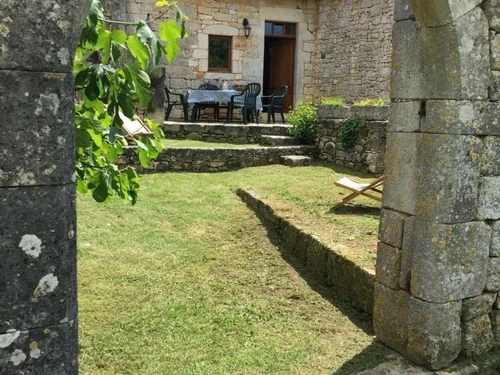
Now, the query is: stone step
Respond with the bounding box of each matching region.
[163,121,292,144]
[280,155,312,167]
[260,135,301,146]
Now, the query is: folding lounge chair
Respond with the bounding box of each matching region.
[330,175,384,211]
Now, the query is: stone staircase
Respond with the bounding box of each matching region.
[160,121,314,171]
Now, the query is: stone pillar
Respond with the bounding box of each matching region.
[0,1,91,374]
[375,0,500,370]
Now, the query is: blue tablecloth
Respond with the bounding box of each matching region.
[186,89,262,111]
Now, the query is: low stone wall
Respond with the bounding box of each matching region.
[237,188,375,315]
[118,145,315,172]
[163,122,291,144]
[316,105,388,174]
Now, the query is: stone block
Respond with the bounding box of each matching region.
[412,0,482,27]
[462,314,494,357]
[379,209,406,248]
[388,101,421,133]
[491,221,500,257]
[416,134,480,223]
[486,257,500,292]
[491,32,500,70]
[351,265,375,315]
[411,220,491,303]
[481,137,500,176]
[490,309,500,345]
[489,71,500,101]
[462,293,496,321]
[407,297,462,370]
[0,185,76,332]
[305,237,327,283]
[0,71,75,187]
[400,215,416,291]
[394,0,414,22]
[0,0,91,72]
[376,242,401,289]
[317,105,350,119]
[351,106,389,121]
[0,320,78,375]
[326,251,353,297]
[482,0,500,32]
[422,100,500,135]
[382,132,419,215]
[374,282,410,354]
[390,19,427,100]
[420,8,489,100]
[280,155,311,167]
[478,177,500,220]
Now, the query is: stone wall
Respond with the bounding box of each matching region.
[118,145,315,172]
[101,0,395,116]
[315,0,394,102]
[375,0,500,370]
[316,105,388,174]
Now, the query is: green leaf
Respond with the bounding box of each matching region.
[75,128,91,150]
[138,149,150,167]
[95,29,111,63]
[111,29,127,44]
[126,34,150,69]
[159,20,182,62]
[123,64,151,105]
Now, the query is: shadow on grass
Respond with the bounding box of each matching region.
[329,205,382,217]
[251,209,396,374]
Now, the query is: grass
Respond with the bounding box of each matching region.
[162,139,266,149]
[352,98,387,107]
[77,164,392,375]
[320,97,346,106]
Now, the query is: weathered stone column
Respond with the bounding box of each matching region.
[0,1,91,374]
[375,0,500,370]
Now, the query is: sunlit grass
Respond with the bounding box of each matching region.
[78,164,390,375]
[162,138,266,149]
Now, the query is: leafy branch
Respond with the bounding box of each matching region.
[74,0,188,204]
[339,115,363,150]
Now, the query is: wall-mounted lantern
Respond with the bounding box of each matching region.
[242,18,251,38]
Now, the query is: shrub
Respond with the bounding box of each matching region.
[339,115,363,149]
[287,101,318,144]
[320,96,346,106]
[353,98,387,106]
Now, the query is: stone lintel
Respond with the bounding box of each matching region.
[407,297,462,370]
[411,220,490,303]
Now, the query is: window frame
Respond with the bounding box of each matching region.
[208,35,232,73]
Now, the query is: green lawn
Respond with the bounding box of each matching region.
[77,164,392,375]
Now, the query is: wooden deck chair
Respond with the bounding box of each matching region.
[330,175,384,212]
[119,112,153,138]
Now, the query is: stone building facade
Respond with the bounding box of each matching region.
[101,0,394,112]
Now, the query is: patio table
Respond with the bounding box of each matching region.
[186,89,263,121]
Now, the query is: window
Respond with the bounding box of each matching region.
[208,35,232,72]
[265,21,296,37]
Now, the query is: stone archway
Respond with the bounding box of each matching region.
[1,0,500,373]
[375,0,500,370]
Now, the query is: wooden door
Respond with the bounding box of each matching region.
[264,37,295,112]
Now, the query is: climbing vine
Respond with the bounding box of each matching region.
[339,115,363,150]
[74,0,188,204]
